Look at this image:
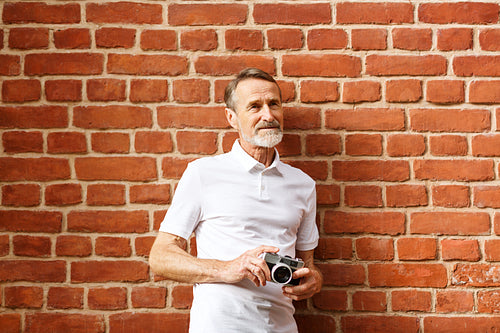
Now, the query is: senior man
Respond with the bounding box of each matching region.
[149,68,322,333]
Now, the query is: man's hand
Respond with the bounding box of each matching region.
[281,249,323,301]
[220,245,279,287]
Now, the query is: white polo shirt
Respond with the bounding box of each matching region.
[160,140,318,333]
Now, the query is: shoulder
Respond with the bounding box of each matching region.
[279,161,316,187]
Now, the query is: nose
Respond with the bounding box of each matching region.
[260,103,274,121]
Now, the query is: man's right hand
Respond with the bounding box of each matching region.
[220,245,279,287]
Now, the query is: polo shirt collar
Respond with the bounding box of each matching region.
[231,140,283,174]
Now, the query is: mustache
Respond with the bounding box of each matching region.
[255,120,281,130]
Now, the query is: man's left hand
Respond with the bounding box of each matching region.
[281,266,323,301]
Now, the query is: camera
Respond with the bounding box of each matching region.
[262,253,304,286]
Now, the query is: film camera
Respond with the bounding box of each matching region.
[262,252,304,286]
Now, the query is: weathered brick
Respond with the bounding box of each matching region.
[169,4,247,26]
[254,3,331,25]
[86,2,162,24]
[332,160,409,181]
[452,264,500,287]
[410,212,490,235]
[2,131,43,154]
[107,54,187,76]
[352,291,387,312]
[0,106,68,129]
[437,28,473,51]
[356,238,393,261]
[429,135,468,156]
[88,287,127,310]
[324,211,405,235]
[56,235,92,257]
[0,157,70,181]
[71,260,149,283]
[225,29,263,51]
[419,2,499,24]
[109,313,188,333]
[0,260,66,282]
[282,54,361,77]
[45,184,82,206]
[337,2,413,24]
[8,28,49,49]
[397,238,437,261]
[367,55,447,76]
[2,184,40,207]
[96,28,136,49]
[351,29,387,51]
[414,159,494,181]
[25,53,103,75]
[392,290,431,312]
[86,184,126,206]
[392,28,432,51]
[267,29,303,50]
[307,29,347,50]
[442,239,480,261]
[25,313,104,333]
[369,263,447,287]
[326,108,405,131]
[54,28,91,49]
[132,287,167,308]
[386,185,427,207]
[3,2,80,24]
[436,290,474,313]
[48,287,84,309]
[345,185,382,207]
[454,56,500,76]
[74,105,152,129]
[67,210,148,233]
[195,55,275,76]
[141,30,176,51]
[432,185,470,208]
[469,80,500,104]
[342,316,419,333]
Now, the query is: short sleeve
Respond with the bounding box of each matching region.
[159,162,202,240]
[295,182,319,251]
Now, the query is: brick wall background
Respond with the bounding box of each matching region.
[1,1,500,332]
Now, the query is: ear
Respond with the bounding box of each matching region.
[225,108,239,130]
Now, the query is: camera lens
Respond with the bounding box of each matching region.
[272,264,292,284]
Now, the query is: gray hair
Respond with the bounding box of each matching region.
[224,68,282,112]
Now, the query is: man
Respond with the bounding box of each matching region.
[149,68,322,333]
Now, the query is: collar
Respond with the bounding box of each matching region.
[231,140,283,174]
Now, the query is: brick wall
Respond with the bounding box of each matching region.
[1,1,500,332]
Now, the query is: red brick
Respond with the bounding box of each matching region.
[0,260,66,282]
[54,28,90,49]
[180,29,217,51]
[485,239,500,261]
[2,131,43,154]
[5,286,43,309]
[345,134,382,156]
[177,131,217,155]
[68,210,148,233]
[130,184,171,205]
[48,287,84,309]
[71,260,148,283]
[56,235,92,257]
[410,109,491,132]
[326,108,405,131]
[162,157,195,179]
[429,135,467,156]
[135,236,155,257]
[369,263,447,287]
[195,55,275,76]
[169,3,246,25]
[307,29,347,50]
[306,134,341,156]
[87,79,126,101]
[276,134,301,157]
[397,238,437,261]
[386,134,425,157]
[222,132,239,153]
[25,313,104,333]
[8,28,48,49]
[130,79,168,103]
[470,80,500,104]
[96,28,136,48]
[88,287,127,310]
[0,105,68,129]
[332,160,409,181]
[141,30,176,51]
[392,28,432,51]
[47,132,86,154]
[343,316,419,332]
[267,29,303,50]
[87,184,125,206]
[437,28,473,51]
[74,105,152,129]
[436,290,474,313]
[76,157,156,181]
[472,134,500,156]
[285,160,328,181]
[45,184,82,206]
[0,234,8,256]
[132,287,166,308]
[352,29,387,51]
[109,313,188,333]
[452,264,500,287]
[2,184,40,207]
[317,263,365,286]
[410,212,490,235]
[386,185,427,208]
[158,106,228,129]
[392,290,431,312]
[13,235,51,257]
[25,53,103,75]
[172,285,194,309]
[442,239,480,261]
[3,2,80,24]
[343,81,381,103]
[453,56,500,76]
[173,79,210,104]
[478,291,500,313]
[414,159,494,181]
[296,314,336,333]
[352,291,387,312]
[356,238,393,261]
[0,157,70,181]
[0,210,61,233]
[480,29,500,51]
[225,29,263,51]
[315,237,352,260]
[45,80,82,101]
[87,2,162,24]
[0,55,21,76]
[324,211,405,235]
[2,79,41,102]
[419,2,499,24]
[474,186,500,208]
[426,80,465,104]
[337,2,413,24]
[135,131,172,153]
[254,3,331,24]
[432,185,470,208]
[107,54,187,76]
[95,237,131,258]
[367,55,447,76]
[345,185,382,208]
[282,54,360,77]
[0,314,20,333]
[283,106,321,130]
[300,80,339,103]
[312,290,347,311]
[91,132,129,153]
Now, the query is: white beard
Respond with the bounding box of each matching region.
[238,120,283,148]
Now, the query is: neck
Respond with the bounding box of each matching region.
[239,139,276,168]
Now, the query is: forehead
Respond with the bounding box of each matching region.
[234,78,281,102]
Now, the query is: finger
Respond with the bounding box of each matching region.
[292,267,311,279]
[249,263,267,286]
[249,245,280,257]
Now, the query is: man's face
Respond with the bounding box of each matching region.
[231,78,283,148]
